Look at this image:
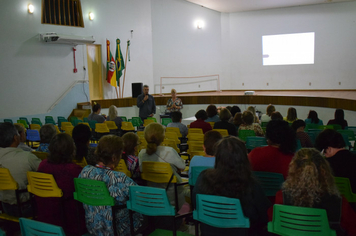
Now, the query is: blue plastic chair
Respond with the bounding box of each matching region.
[253,171,284,196]
[20,218,66,236]
[26,130,40,148]
[245,136,267,150]
[189,166,211,187]
[193,194,249,235]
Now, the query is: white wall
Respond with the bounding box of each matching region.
[227,2,356,90]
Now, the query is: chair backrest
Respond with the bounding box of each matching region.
[17,120,28,128]
[31,120,42,127]
[105,121,118,130]
[193,194,250,228]
[120,116,127,122]
[212,129,229,137]
[190,151,206,158]
[253,171,284,196]
[121,121,135,131]
[62,126,74,136]
[161,139,180,153]
[83,117,89,123]
[187,133,204,142]
[147,117,157,122]
[318,125,333,130]
[26,129,41,142]
[143,119,155,127]
[261,122,268,128]
[57,118,68,128]
[27,172,63,198]
[88,120,97,130]
[136,131,144,138]
[0,168,18,190]
[338,129,356,141]
[238,130,256,141]
[268,204,336,236]
[340,134,352,148]
[73,178,115,206]
[189,166,212,186]
[165,131,180,144]
[188,128,203,134]
[4,119,13,124]
[127,185,175,216]
[161,118,172,126]
[29,124,41,131]
[95,123,110,133]
[245,136,267,150]
[165,127,182,138]
[73,119,83,126]
[20,218,66,236]
[20,117,30,125]
[45,119,56,125]
[208,122,215,129]
[305,123,320,131]
[32,151,49,160]
[132,117,143,125]
[141,162,177,184]
[60,122,73,131]
[329,124,342,130]
[346,126,356,136]
[334,177,356,202]
[114,159,132,177]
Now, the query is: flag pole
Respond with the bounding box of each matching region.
[121,40,130,98]
[115,87,119,99]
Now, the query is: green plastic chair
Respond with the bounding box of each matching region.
[238,130,255,142]
[329,124,342,130]
[31,118,42,126]
[45,117,56,125]
[57,118,68,128]
[245,136,267,150]
[70,116,78,125]
[88,120,97,130]
[20,218,66,236]
[268,204,336,236]
[130,119,140,128]
[261,122,268,128]
[4,119,13,124]
[127,185,192,236]
[147,117,157,122]
[334,177,356,202]
[306,131,317,145]
[17,120,29,129]
[73,119,83,126]
[119,116,127,122]
[346,126,356,136]
[253,171,284,196]
[305,123,319,131]
[340,134,352,149]
[193,194,249,234]
[161,118,173,126]
[19,117,30,126]
[318,125,333,130]
[189,166,212,187]
[83,117,89,123]
[132,117,143,125]
[337,129,355,141]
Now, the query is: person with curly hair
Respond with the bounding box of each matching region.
[192,136,271,235]
[238,110,264,136]
[269,148,356,235]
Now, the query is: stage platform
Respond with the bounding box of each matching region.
[89,90,356,111]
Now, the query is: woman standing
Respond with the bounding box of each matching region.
[166,89,183,112]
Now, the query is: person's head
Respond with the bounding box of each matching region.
[143,85,149,95]
[195,109,208,120]
[95,135,123,168]
[171,111,182,123]
[206,105,218,118]
[0,123,20,148]
[144,123,165,155]
[230,106,241,118]
[14,124,26,142]
[48,133,75,164]
[241,110,254,125]
[283,148,339,207]
[72,124,92,161]
[122,132,140,159]
[287,107,297,121]
[266,119,297,154]
[271,111,283,120]
[233,112,243,126]
[334,109,345,121]
[314,129,345,156]
[92,102,101,113]
[203,130,223,156]
[291,119,306,132]
[39,124,57,144]
[266,104,276,116]
[307,110,319,124]
[226,106,232,112]
[108,105,118,121]
[247,106,256,116]
[219,108,232,122]
[171,89,177,98]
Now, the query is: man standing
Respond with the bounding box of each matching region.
[137,85,156,121]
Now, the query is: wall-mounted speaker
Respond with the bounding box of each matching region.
[132,83,143,98]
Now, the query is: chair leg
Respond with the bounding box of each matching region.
[129,210,134,236]
[174,184,179,214]
[172,216,177,236]
[195,221,199,236]
[112,207,118,236]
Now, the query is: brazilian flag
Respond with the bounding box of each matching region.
[115,39,125,87]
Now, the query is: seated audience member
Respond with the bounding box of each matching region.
[269,148,356,235]
[88,102,105,123]
[205,105,220,122]
[188,130,222,177]
[36,133,86,235]
[238,110,264,136]
[167,111,188,137]
[138,123,186,209]
[233,112,243,132]
[36,124,57,153]
[247,106,260,124]
[106,105,123,130]
[270,111,284,120]
[122,132,141,179]
[315,129,356,192]
[327,108,348,129]
[248,120,296,178]
[190,110,212,134]
[291,119,313,148]
[213,108,237,136]
[305,110,323,125]
[228,105,241,123]
[192,136,271,235]
[79,135,142,236]
[284,107,298,123]
[72,124,92,168]
[0,123,41,217]
[260,104,275,123]
[14,124,32,151]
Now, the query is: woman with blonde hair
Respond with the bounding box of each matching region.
[106,105,123,130]
[166,88,183,112]
[247,106,260,124]
[269,148,356,235]
[138,123,185,209]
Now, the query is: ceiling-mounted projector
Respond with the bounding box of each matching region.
[40,32,95,46]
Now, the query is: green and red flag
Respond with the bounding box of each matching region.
[115,39,125,87]
[106,40,117,87]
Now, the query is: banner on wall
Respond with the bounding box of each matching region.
[106,40,117,87]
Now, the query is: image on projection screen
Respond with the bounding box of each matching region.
[262,32,315,66]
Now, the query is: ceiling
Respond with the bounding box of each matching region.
[185,0,355,13]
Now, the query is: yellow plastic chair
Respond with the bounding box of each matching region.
[95,123,110,133]
[143,119,155,127]
[208,122,215,129]
[17,120,29,129]
[166,127,182,138]
[121,121,135,131]
[190,151,206,158]
[161,139,180,153]
[60,122,74,131]
[14,123,25,129]
[62,126,74,136]
[136,131,145,138]
[105,121,118,130]
[73,158,88,168]
[32,151,49,160]
[114,159,132,177]
[54,125,61,134]
[187,133,204,142]
[27,172,63,198]
[165,131,181,144]
[138,138,148,152]
[0,168,29,222]
[188,128,203,134]
[187,144,204,157]
[29,124,41,131]
[213,129,229,137]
